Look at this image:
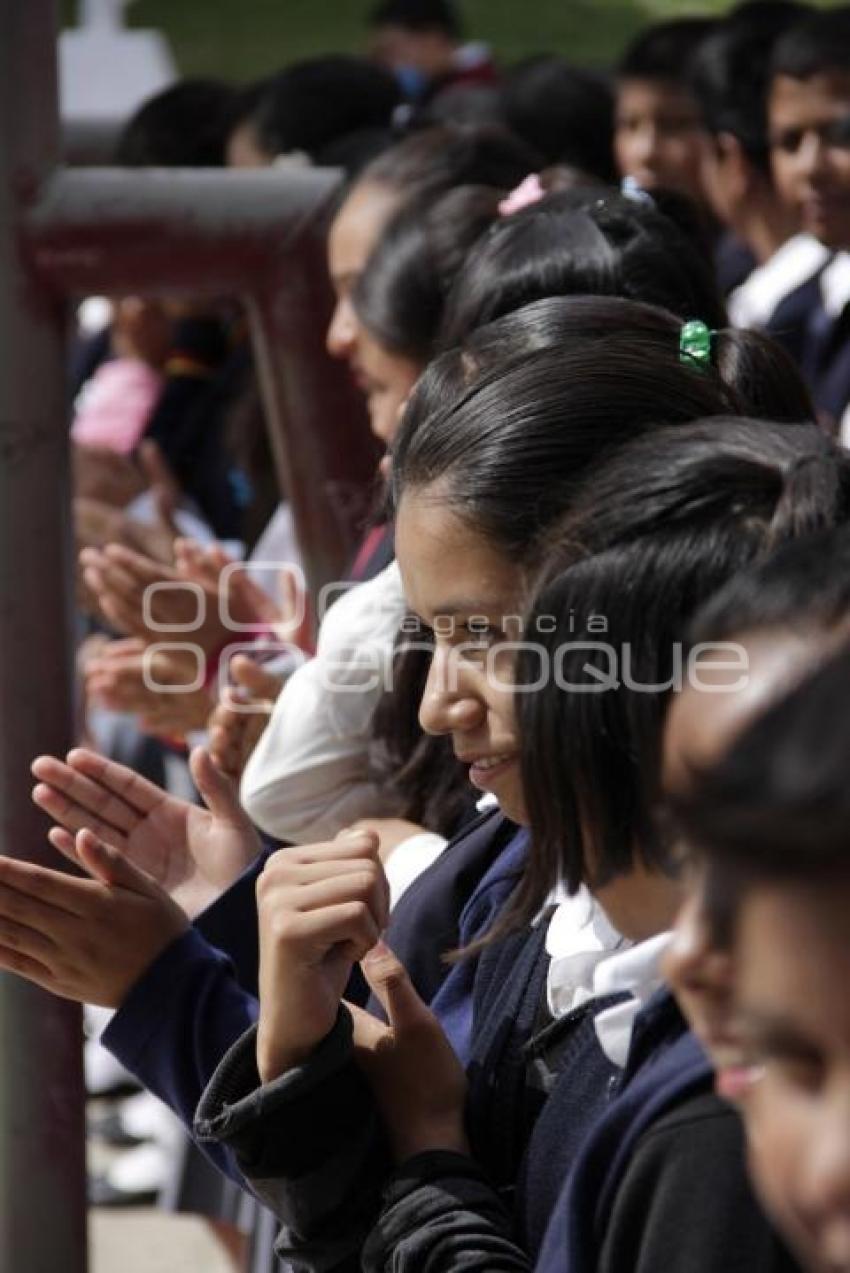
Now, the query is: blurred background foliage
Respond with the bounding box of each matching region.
[61,0,846,80]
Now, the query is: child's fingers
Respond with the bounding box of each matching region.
[47,826,81,864]
[65,748,163,813]
[32,784,131,854]
[188,748,243,821]
[31,755,138,832]
[74,829,159,894]
[361,941,432,1034]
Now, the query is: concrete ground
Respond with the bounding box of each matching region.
[91,1209,238,1273]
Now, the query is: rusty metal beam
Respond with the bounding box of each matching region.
[27,167,377,598]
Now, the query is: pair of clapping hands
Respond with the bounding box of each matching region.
[6,749,466,1164]
[81,536,294,759]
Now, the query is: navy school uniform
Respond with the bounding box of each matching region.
[360,996,798,1272]
[100,809,516,1182]
[194,854,797,1273]
[764,269,828,370]
[767,254,850,432]
[803,301,850,431]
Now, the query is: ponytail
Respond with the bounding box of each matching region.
[714,327,815,425]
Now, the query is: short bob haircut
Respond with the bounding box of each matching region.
[512,419,850,926]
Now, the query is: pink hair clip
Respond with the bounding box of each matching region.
[498,172,546,217]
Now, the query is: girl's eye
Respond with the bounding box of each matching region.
[774,1056,826,1095]
[746,1042,827,1095]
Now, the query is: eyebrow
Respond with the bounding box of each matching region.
[428,600,518,617]
[738,1009,822,1057]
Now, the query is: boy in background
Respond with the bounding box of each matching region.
[768,6,850,435]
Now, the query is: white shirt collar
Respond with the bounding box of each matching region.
[726,234,830,329]
[591,933,672,1067]
[545,897,672,1067]
[820,251,850,318]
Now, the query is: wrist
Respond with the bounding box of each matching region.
[391,1122,469,1164]
[256,1025,321,1084]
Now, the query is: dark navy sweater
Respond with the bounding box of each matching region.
[101,809,515,1181]
[359,1001,798,1272]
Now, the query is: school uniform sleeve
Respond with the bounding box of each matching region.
[596,1092,802,1273]
[101,925,259,1181]
[194,1007,391,1273]
[361,1151,530,1273]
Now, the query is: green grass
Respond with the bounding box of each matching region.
[61,0,845,80]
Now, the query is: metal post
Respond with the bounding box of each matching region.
[0,7,379,1264]
[0,1,87,1269]
[27,167,378,598]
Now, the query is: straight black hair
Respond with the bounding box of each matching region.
[671,637,850,881]
[440,188,728,348]
[771,5,850,81]
[513,420,850,923]
[114,79,235,167]
[393,295,813,562]
[617,18,719,82]
[356,123,540,203]
[369,0,462,37]
[248,58,401,162]
[500,57,616,181]
[687,522,850,651]
[353,185,504,362]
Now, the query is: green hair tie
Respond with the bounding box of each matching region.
[679,319,714,370]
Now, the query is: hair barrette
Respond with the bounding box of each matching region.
[498,172,546,217]
[679,319,714,370]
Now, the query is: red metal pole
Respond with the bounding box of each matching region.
[0,1,87,1268]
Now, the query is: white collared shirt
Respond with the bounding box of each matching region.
[546,889,671,1067]
[819,250,850,319]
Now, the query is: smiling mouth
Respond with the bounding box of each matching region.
[466,753,518,790]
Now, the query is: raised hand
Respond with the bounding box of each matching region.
[78,544,215,645]
[31,746,261,916]
[0,829,187,1007]
[207,655,284,779]
[350,942,469,1163]
[73,442,147,508]
[84,638,213,734]
[79,541,284,654]
[175,541,300,639]
[255,830,388,1082]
